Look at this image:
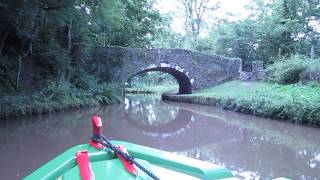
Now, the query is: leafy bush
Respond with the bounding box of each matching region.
[268,55,320,84]
[0,79,121,119]
[300,61,320,83]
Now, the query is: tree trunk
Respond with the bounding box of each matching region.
[16,42,32,89]
[67,20,72,52]
[16,55,22,89]
[0,27,12,55]
[310,44,314,59]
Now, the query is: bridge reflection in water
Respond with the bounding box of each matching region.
[0,94,319,180]
[121,94,243,151]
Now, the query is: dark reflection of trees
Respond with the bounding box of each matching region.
[0,106,105,140]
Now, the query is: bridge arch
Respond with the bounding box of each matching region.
[126,66,192,94]
[100,47,242,92]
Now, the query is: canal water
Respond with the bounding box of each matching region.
[0,94,319,180]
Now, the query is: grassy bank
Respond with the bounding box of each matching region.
[164,81,320,126]
[0,81,121,119]
[125,84,179,94]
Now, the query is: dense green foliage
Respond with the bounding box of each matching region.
[0,0,162,92]
[268,55,320,84]
[187,81,320,125]
[0,0,162,118]
[210,0,320,66]
[154,0,320,70]
[0,81,120,118]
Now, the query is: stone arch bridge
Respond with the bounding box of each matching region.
[98,47,242,94]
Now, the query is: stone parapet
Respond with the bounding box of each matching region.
[93,47,242,93]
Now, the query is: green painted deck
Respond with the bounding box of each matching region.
[24,141,234,180]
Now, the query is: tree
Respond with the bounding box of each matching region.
[249,0,320,60]
[107,0,162,48]
[178,0,220,42]
[152,13,185,48]
[0,0,163,93]
[208,19,258,70]
[207,0,320,67]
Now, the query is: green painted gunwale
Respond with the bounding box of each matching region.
[24,140,234,180]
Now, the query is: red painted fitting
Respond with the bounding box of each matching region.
[92,115,102,137]
[76,150,94,180]
[90,115,104,149]
[89,141,104,149]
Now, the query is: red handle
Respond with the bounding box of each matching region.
[91,115,102,137]
[76,150,94,180]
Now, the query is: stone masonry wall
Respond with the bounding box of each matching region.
[240,61,267,81]
[96,47,242,92]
